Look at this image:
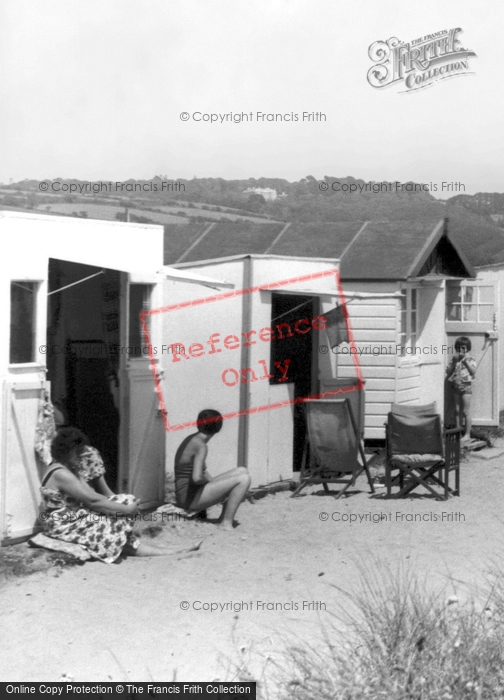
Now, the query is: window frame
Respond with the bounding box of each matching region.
[128,283,154,359]
[398,287,420,357]
[446,280,495,324]
[9,279,44,367]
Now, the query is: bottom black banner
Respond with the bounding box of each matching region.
[0,683,256,699]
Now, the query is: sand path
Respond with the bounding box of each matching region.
[1,453,503,683]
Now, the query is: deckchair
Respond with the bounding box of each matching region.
[291,398,375,498]
[385,403,462,499]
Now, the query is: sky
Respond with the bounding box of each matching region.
[1,0,503,196]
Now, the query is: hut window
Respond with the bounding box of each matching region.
[398,288,419,355]
[10,281,38,364]
[446,281,494,323]
[399,297,407,348]
[410,289,418,347]
[128,284,152,357]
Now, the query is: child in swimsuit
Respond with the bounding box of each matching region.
[174,409,251,530]
[446,336,477,442]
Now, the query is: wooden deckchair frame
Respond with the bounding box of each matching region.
[291,398,375,499]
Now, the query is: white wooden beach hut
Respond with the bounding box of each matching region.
[473,261,503,415]
[336,219,484,437]
[157,253,356,487]
[0,211,231,544]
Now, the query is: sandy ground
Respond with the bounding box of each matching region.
[1,451,504,685]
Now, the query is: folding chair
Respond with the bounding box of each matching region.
[291,398,375,499]
[385,403,462,500]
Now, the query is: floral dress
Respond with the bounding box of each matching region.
[40,447,139,563]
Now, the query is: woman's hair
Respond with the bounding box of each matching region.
[53,404,68,428]
[197,409,223,435]
[50,427,88,464]
[455,336,471,352]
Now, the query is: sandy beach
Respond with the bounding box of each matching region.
[1,449,503,685]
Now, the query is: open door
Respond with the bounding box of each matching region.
[2,278,48,544]
[1,381,47,543]
[47,260,121,490]
[270,293,317,471]
[445,280,499,426]
[46,260,166,508]
[117,274,165,508]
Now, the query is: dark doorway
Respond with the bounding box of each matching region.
[47,259,121,489]
[270,293,317,471]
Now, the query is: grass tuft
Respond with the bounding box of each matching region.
[277,562,504,700]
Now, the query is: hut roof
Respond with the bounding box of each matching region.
[164,218,474,279]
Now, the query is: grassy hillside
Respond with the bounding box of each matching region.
[2,177,504,266]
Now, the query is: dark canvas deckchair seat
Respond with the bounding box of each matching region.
[291,398,375,499]
[385,403,462,500]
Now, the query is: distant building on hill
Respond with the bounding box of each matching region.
[243,187,278,201]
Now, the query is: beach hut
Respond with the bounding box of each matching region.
[0,211,230,544]
[337,219,484,437]
[164,218,485,440]
[472,261,503,416]
[157,253,357,488]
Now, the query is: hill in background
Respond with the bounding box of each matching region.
[1,176,504,266]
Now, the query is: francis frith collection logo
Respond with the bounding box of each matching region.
[367,28,476,92]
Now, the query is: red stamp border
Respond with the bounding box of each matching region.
[141,268,363,432]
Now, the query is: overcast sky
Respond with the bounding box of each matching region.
[1,0,502,196]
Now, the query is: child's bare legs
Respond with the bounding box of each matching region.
[188,467,251,530]
[454,392,463,430]
[455,390,472,440]
[461,393,472,439]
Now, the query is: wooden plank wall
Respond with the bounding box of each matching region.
[338,283,414,439]
[395,362,421,405]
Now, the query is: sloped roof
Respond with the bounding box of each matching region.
[163,218,474,279]
[341,219,474,278]
[162,223,211,263]
[270,222,363,259]
[164,222,287,264]
[164,221,362,265]
[341,219,448,278]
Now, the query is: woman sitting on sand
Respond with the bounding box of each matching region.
[41,427,200,562]
[174,409,251,530]
[52,402,118,497]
